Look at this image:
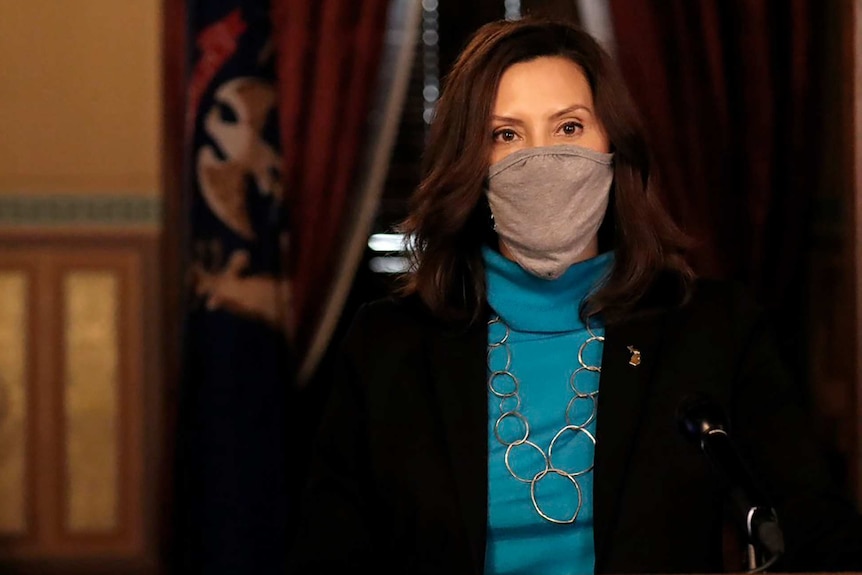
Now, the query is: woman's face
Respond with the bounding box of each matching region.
[489,56,610,165]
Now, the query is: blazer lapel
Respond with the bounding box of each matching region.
[427,317,488,574]
[593,309,669,570]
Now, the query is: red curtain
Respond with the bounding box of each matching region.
[608,0,819,307]
[608,0,860,499]
[272,0,390,381]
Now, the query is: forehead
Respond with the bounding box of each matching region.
[493,56,593,112]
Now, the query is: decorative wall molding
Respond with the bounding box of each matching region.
[0,195,161,228]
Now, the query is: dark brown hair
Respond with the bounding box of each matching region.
[396,17,694,324]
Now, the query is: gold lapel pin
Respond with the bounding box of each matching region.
[627,345,641,367]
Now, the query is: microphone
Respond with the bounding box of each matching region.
[676,393,785,568]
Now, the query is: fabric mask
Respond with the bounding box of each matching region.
[486,144,614,280]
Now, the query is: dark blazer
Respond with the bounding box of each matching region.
[289,279,862,574]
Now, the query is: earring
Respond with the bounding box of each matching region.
[490,212,497,231]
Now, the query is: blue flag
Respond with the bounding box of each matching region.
[175,1,294,573]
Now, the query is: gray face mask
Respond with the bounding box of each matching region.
[486,144,614,279]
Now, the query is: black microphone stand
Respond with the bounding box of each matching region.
[678,394,785,573]
[700,428,784,573]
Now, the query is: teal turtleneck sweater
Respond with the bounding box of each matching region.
[483,245,614,575]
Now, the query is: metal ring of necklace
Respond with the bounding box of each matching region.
[487,315,603,524]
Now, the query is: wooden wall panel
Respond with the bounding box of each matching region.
[0,232,158,574]
[63,271,121,533]
[0,270,31,536]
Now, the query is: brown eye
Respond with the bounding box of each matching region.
[493,129,517,142]
[561,121,583,135]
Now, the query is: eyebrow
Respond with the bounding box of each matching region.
[491,104,593,125]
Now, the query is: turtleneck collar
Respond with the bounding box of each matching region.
[482,245,614,333]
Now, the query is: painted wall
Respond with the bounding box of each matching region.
[0,0,162,196]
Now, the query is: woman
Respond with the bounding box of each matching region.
[288,18,862,574]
